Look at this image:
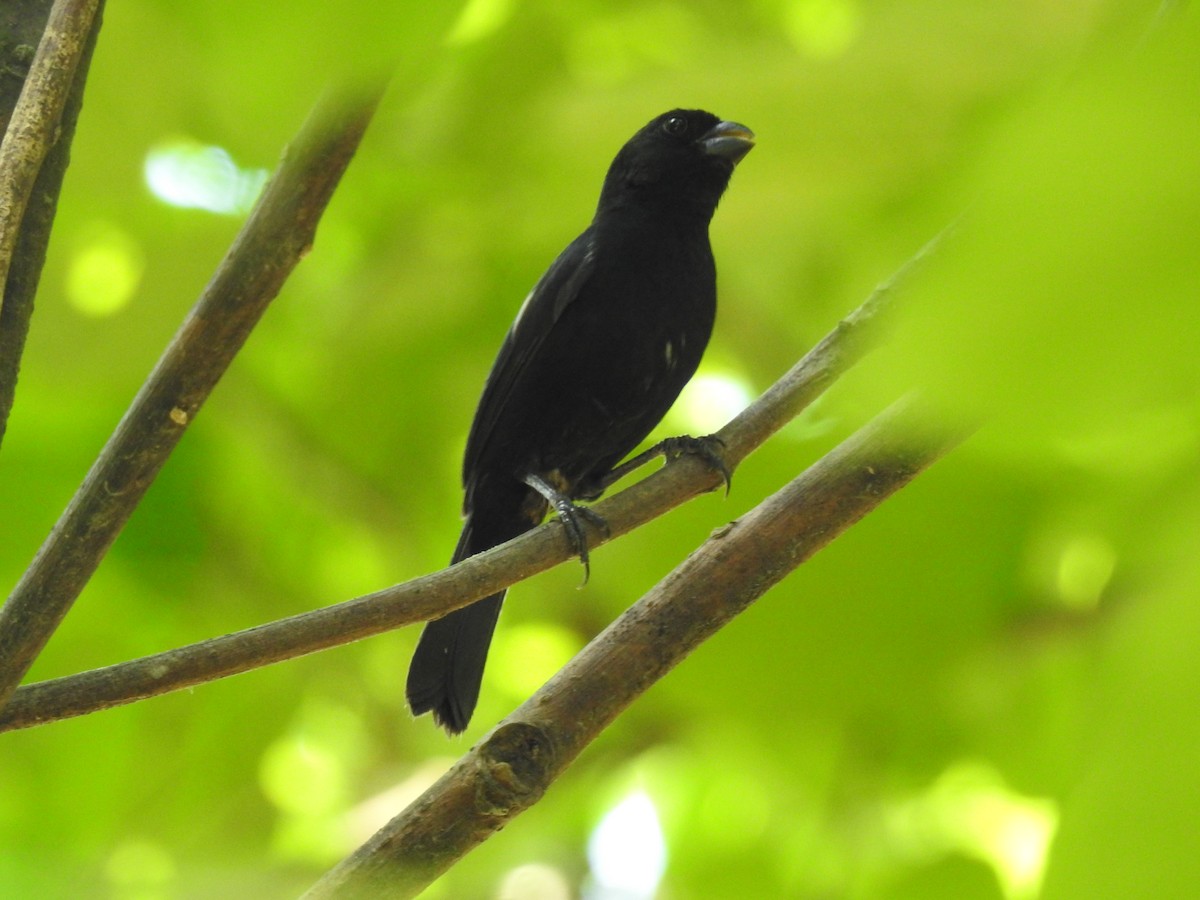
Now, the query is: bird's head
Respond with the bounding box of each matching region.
[598,108,755,220]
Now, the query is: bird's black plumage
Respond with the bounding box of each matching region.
[406,109,754,733]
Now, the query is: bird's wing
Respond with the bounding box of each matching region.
[461,229,597,484]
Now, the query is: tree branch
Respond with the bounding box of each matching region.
[304,397,975,899]
[0,226,946,733]
[0,0,103,445]
[0,0,97,315]
[0,81,387,709]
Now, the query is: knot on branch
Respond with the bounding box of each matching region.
[473,722,555,816]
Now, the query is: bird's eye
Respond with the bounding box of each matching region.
[662,115,688,137]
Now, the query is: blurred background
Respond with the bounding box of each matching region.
[2,0,1197,897]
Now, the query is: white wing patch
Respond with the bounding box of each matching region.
[511,240,597,336]
[510,286,537,334]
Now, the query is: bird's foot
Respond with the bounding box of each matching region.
[523,473,610,583]
[659,434,732,495]
[585,433,732,497]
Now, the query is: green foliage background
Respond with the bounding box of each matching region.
[2,0,1198,897]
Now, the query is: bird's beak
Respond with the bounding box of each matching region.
[700,120,755,165]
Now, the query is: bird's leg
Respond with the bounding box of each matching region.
[581,434,732,498]
[523,473,609,584]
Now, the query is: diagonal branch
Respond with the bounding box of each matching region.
[0,226,948,733]
[304,397,976,899]
[0,0,104,445]
[0,81,388,709]
[0,0,98,317]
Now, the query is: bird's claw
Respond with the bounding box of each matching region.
[525,473,609,584]
[552,495,609,584]
[660,434,732,495]
[584,433,734,497]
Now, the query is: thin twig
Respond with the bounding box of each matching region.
[0,227,944,732]
[0,82,387,709]
[304,397,976,899]
[0,0,103,443]
[0,0,98,318]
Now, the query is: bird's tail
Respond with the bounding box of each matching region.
[406,503,532,734]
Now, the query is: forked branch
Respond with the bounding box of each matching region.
[0,81,388,708]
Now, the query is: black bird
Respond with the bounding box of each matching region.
[406,109,754,734]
